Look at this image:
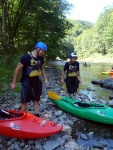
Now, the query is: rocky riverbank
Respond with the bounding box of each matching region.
[0,64,113,150]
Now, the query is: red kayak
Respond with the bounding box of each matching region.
[0,110,63,139]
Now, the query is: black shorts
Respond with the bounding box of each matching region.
[65,77,79,94]
[20,77,42,103]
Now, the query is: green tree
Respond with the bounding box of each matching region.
[0,0,72,58]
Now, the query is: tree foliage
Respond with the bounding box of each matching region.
[0,0,72,59]
[62,4,113,59]
[1,1,113,60]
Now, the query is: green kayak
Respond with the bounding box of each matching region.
[48,91,113,124]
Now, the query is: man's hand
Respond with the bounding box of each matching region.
[61,79,64,84]
[45,79,49,87]
[11,82,16,90]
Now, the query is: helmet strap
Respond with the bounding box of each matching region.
[37,48,41,53]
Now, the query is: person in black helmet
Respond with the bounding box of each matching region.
[61,52,81,99]
[11,41,49,117]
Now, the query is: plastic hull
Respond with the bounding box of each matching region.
[0,110,63,139]
[102,72,113,75]
[49,96,113,124]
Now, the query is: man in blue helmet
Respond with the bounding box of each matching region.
[61,52,81,99]
[11,41,49,117]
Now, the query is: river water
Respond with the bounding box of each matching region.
[49,60,113,147]
[49,60,113,101]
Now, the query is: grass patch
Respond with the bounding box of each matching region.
[0,54,21,94]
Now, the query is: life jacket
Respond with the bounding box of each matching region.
[24,52,41,77]
[68,61,78,77]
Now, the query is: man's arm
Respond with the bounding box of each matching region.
[61,62,67,84]
[61,69,66,84]
[40,65,49,86]
[11,62,24,90]
[78,70,81,80]
[78,63,82,82]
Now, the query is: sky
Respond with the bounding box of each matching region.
[66,0,113,23]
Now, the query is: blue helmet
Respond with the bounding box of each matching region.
[35,42,47,51]
[70,52,77,59]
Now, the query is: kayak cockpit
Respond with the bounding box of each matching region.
[74,102,106,108]
[0,110,26,120]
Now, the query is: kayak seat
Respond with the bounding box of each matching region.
[11,113,24,118]
[74,102,90,107]
[74,102,105,108]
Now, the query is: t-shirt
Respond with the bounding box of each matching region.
[20,53,44,75]
[20,53,44,66]
[64,61,79,75]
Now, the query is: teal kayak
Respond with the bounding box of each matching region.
[48,91,113,124]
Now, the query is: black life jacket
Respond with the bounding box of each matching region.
[24,52,41,77]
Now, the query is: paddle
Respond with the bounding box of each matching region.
[48,91,62,100]
[48,91,105,108]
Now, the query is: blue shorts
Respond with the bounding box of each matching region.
[20,77,42,103]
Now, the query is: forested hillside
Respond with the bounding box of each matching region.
[67,5,113,60]
[1,1,113,60]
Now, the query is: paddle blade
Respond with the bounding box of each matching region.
[48,91,62,100]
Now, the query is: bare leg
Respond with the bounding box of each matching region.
[21,102,28,111]
[33,101,40,114]
[75,88,79,100]
[66,87,70,96]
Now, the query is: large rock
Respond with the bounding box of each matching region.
[91,79,102,85]
[92,78,113,89]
